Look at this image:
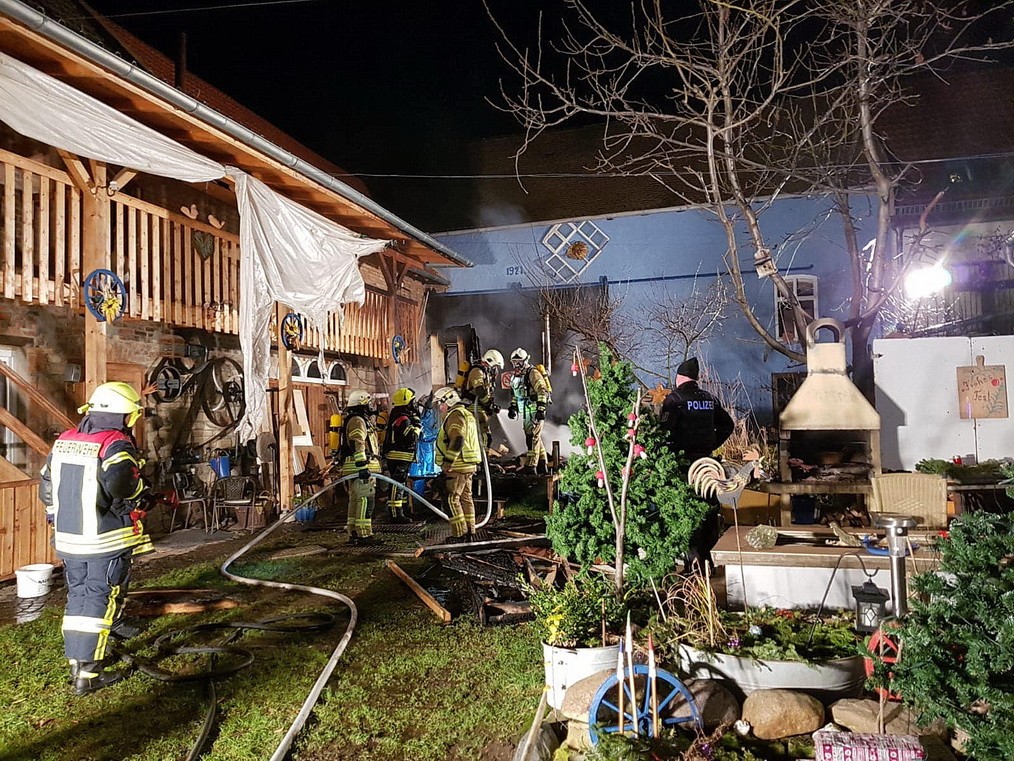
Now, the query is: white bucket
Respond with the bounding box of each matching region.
[543,642,621,709]
[15,563,55,598]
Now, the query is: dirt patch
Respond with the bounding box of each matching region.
[480,739,519,761]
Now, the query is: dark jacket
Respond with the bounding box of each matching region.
[40,420,150,559]
[659,381,735,462]
[383,404,421,462]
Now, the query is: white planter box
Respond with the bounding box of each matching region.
[543,642,621,709]
[678,644,865,701]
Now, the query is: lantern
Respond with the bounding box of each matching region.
[851,580,890,634]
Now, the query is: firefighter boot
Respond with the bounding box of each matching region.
[110,618,142,640]
[73,662,125,695]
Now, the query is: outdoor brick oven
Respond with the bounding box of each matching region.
[778,319,882,485]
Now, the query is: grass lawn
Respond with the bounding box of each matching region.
[0,517,545,761]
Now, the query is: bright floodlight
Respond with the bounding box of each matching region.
[904,265,952,299]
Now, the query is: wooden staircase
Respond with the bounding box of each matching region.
[0,362,71,580]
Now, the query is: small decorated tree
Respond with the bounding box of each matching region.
[892,512,1014,759]
[548,344,711,594]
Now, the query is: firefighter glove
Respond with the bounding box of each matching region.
[507,406,518,420]
[534,404,547,421]
[487,402,501,414]
[358,468,371,482]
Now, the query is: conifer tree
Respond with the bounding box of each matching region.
[893,511,1014,758]
[548,344,711,594]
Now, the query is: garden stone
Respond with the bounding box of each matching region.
[560,668,614,721]
[742,689,824,739]
[668,678,741,731]
[563,719,593,752]
[830,698,948,740]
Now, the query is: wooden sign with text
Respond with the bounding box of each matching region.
[956,356,1008,419]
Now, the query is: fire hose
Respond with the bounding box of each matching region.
[114,473,449,760]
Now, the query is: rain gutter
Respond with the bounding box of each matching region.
[0,0,472,276]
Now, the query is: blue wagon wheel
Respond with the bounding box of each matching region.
[281,312,304,351]
[391,334,406,365]
[588,664,701,745]
[83,269,127,322]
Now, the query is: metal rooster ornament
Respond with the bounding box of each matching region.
[687,456,763,509]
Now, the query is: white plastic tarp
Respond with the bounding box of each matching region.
[0,52,224,182]
[0,52,390,440]
[229,169,388,438]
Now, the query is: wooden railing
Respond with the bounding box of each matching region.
[0,148,404,361]
[0,478,58,581]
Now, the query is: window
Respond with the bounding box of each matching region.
[776,275,819,343]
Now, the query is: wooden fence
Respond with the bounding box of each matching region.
[0,479,58,581]
[0,148,409,361]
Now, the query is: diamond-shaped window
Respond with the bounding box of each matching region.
[541,221,609,283]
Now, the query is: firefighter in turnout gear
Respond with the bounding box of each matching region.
[508,347,552,475]
[40,382,152,695]
[434,387,481,542]
[340,390,383,545]
[383,387,421,523]
[461,349,504,449]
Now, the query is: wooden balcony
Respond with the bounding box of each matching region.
[0,148,414,361]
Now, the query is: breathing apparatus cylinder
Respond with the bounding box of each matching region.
[453,359,471,391]
[328,413,343,453]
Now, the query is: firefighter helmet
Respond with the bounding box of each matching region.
[392,387,415,407]
[482,349,505,371]
[79,381,144,428]
[510,347,530,368]
[347,390,372,408]
[433,386,461,407]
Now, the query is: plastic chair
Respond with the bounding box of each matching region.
[870,473,949,529]
[209,476,259,532]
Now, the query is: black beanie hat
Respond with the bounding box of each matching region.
[676,357,699,380]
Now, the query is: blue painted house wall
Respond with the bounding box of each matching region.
[434,194,878,422]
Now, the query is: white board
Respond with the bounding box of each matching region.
[971,336,1014,461]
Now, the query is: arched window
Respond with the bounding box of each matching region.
[306,360,323,381]
[328,362,347,384]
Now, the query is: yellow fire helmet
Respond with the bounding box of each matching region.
[78,381,144,428]
[392,387,415,407]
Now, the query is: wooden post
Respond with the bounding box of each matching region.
[81,162,108,392]
[277,302,294,512]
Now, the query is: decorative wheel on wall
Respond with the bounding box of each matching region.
[587,664,701,746]
[201,357,245,428]
[176,330,211,374]
[83,269,127,322]
[148,361,183,404]
[391,334,406,365]
[281,312,304,351]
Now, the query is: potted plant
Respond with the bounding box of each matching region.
[653,574,866,700]
[526,573,626,709]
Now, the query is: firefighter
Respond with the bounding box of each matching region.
[461,348,504,450]
[340,390,383,545]
[434,386,481,543]
[507,347,552,475]
[383,387,421,523]
[40,382,153,695]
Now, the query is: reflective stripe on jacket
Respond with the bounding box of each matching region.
[341,412,380,473]
[436,405,481,470]
[383,405,421,462]
[41,428,151,559]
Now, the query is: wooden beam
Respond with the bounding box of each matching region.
[0,405,50,459]
[277,302,294,513]
[0,362,76,431]
[82,162,108,391]
[414,534,551,556]
[110,168,137,193]
[57,149,92,193]
[385,560,452,623]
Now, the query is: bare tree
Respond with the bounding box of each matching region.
[487,0,1014,390]
[641,274,728,383]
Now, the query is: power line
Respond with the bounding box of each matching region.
[67,0,324,21]
[328,149,1014,180]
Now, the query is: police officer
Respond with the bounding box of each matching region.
[383,387,421,523]
[40,382,153,695]
[434,386,481,543]
[340,390,383,545]
[461,349,504,449]
[507,348,552,475]
[659,357,735,571]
